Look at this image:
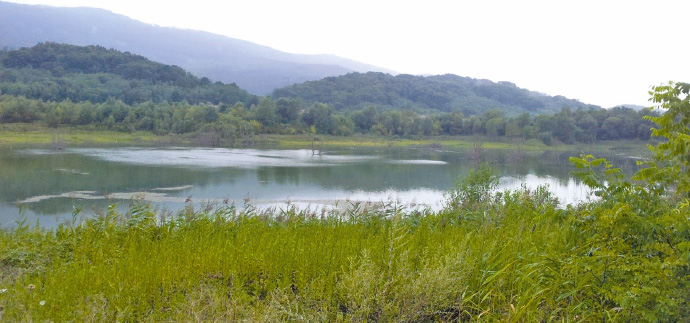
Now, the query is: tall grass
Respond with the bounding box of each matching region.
[0,169,687,321]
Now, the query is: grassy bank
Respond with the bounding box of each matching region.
[0,124,161,148]
[0,166,687,321]
[0,124,653,156]
[262,134,653,156]
[261,134,544,150]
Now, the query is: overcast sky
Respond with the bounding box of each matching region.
[6,0,690,108]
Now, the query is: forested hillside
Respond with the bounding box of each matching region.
[0,44,654,145]
[0,43,255,105]
[273,72,600,115]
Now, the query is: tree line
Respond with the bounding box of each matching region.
[0,94,656,145]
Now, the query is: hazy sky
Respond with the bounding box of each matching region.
[6,0,690,107]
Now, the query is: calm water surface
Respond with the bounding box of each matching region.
[0,146,613,228]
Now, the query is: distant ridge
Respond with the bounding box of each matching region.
[274,72,601,116]
[0,1,395,94]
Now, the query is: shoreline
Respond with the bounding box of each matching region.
[0,124,653,155]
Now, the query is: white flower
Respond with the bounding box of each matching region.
[0,289,7,293]
[39,300,46,306]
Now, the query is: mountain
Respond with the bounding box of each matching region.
[273,72,601,116]
[0,42,254,105]
[0,1,394,95]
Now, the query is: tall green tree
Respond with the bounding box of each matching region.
[251,98,278,130]
[302,103,335,134]
[275,98,300,124]
[552,108,578,144]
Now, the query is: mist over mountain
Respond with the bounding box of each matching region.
[0,1,394,95]
[274,72,601,116]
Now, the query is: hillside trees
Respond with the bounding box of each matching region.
[0,94,660,144]
[0,44,662,144]
[0,43,255,106]
[273,72,600,115]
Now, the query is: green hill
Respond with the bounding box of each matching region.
[0,42,255,105]
[273,72,600,116]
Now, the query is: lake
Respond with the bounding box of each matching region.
[0,146,618,228]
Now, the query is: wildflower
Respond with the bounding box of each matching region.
[39,300,46,306]
[0,289,7,293]
[27,284,36,290]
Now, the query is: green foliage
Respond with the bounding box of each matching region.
[251,98,279,129]
[635,81,690,198]
[301,103,337,135]
[565,83,690,320]
[275,98,300,124]
[568,154,689,320]
[444,163,498,212]
[570,154,627,198]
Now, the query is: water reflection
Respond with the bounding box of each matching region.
[0,147,636,228]
[499,174,595,206]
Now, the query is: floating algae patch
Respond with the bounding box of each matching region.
[151,185,194,191]
[18,191,102,203]
[54,168,90,175]
[386,159,447,165]
[105,192,183,202]
[20,191,192,204]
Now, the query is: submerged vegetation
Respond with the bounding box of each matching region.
[0,82,689,321]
